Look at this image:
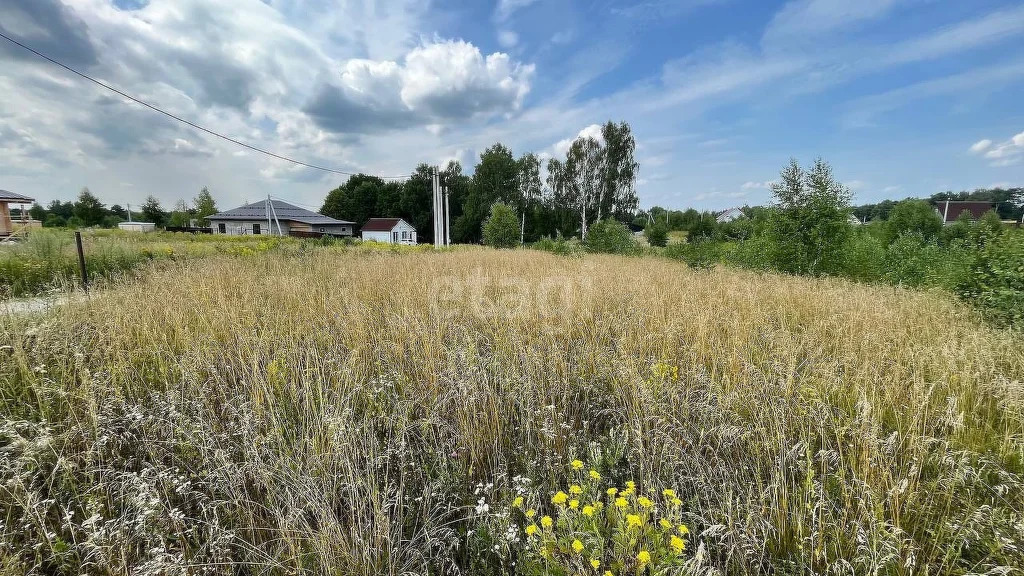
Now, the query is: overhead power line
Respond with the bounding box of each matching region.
[0,31,411,180]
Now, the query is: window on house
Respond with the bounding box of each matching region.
[253,223,261,235]
[393,231,399,243]
[401,230,407,239]
[218,223,225,233]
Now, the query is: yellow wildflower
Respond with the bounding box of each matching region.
[569,499,579,509]
[637,496,653,508]
[582,505,595,517]
[671,535,686,553]
[572,539,584,553]
[541,515,553,528]
[604,572,614,576]
[678,524,690,536]
[637,550,651,564]
[512,496,523,508]
[659,518,673,530]
[614,497,628,509]
[606,487,618,497]
[671,497,682,506]
[626,514,642,528]
[589,470,601,480]
[525,524,538,536]
[552,491,568,505]
[662,488,676,498]
[626,481,636,490]
[591,559,601,569]
[569,484,583,495]
[526,509,536,518]
[571,460,585,470]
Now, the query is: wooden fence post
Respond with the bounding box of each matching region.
[75,231,88,290]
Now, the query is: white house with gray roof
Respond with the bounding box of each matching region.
[208,199,354,237]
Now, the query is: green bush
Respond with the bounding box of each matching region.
[882,232,973,290]
[664,241,720,270]
[839,230,886,282]
[884,199,942,244]
[584,219,637,254]
[956,230,1024,327]
[482,203,520,249]
[533,235,585,258]
[644,222,668,247]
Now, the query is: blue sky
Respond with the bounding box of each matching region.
[1,0,1023,212]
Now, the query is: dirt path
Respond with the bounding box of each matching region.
[0,293,84,315]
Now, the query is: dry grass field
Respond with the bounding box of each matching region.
[2,247,1023,574]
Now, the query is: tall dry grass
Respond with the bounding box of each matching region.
[2,247,1023,574]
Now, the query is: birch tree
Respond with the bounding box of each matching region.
[516,152,542,243]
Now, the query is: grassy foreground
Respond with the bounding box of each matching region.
[2,248,1023,574]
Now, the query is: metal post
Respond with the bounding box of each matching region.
[265,195,272,236]
[444,185,450,246]
[432,168,441,247]
[75,231,88,290]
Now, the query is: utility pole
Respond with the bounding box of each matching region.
[127,203,132,223]
[444,184,450,246]
[265,195,273,236]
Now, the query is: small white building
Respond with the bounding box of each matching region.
[118,221,156,232]
[360,218,417,245]
[208,199,354,236]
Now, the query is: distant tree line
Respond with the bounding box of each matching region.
[853,188,1023,222]
[16,188,219,229]
[319,120,639,243]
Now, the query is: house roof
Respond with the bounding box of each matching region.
[935,201,994,223]
[361,218,407,232]
[208,200,352,225]
[0,189,35,203]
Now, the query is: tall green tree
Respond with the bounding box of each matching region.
[140,195,168,227]
[28,203,47,221]
[193,187,219,226]
[402,165,435,242]
[599,121,639,222]
[455,144,519,243]
[73,187,107,227]
[168,200,192,228]
[516,152,543,243]
[322,174,386,226]
[765,158,852,275]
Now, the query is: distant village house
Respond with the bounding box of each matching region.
[208,200,354,236]
[360,218,417,245]
[716,208,745,223]
[935,200,994,224]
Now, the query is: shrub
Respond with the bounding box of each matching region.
[839,230,886,282]
[664,240,720,270]
[885,199,942,244]
[882,232,973,290]
[482,203,520,249]
[956,230,1024,327]
[584,219,637,254]
[644,222,668,247]
[533,235,585,258]
[687,212,718,242]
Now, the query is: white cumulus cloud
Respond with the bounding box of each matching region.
[970,130,1024,167]
[305,39,534,133]
[970,139,993,153]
